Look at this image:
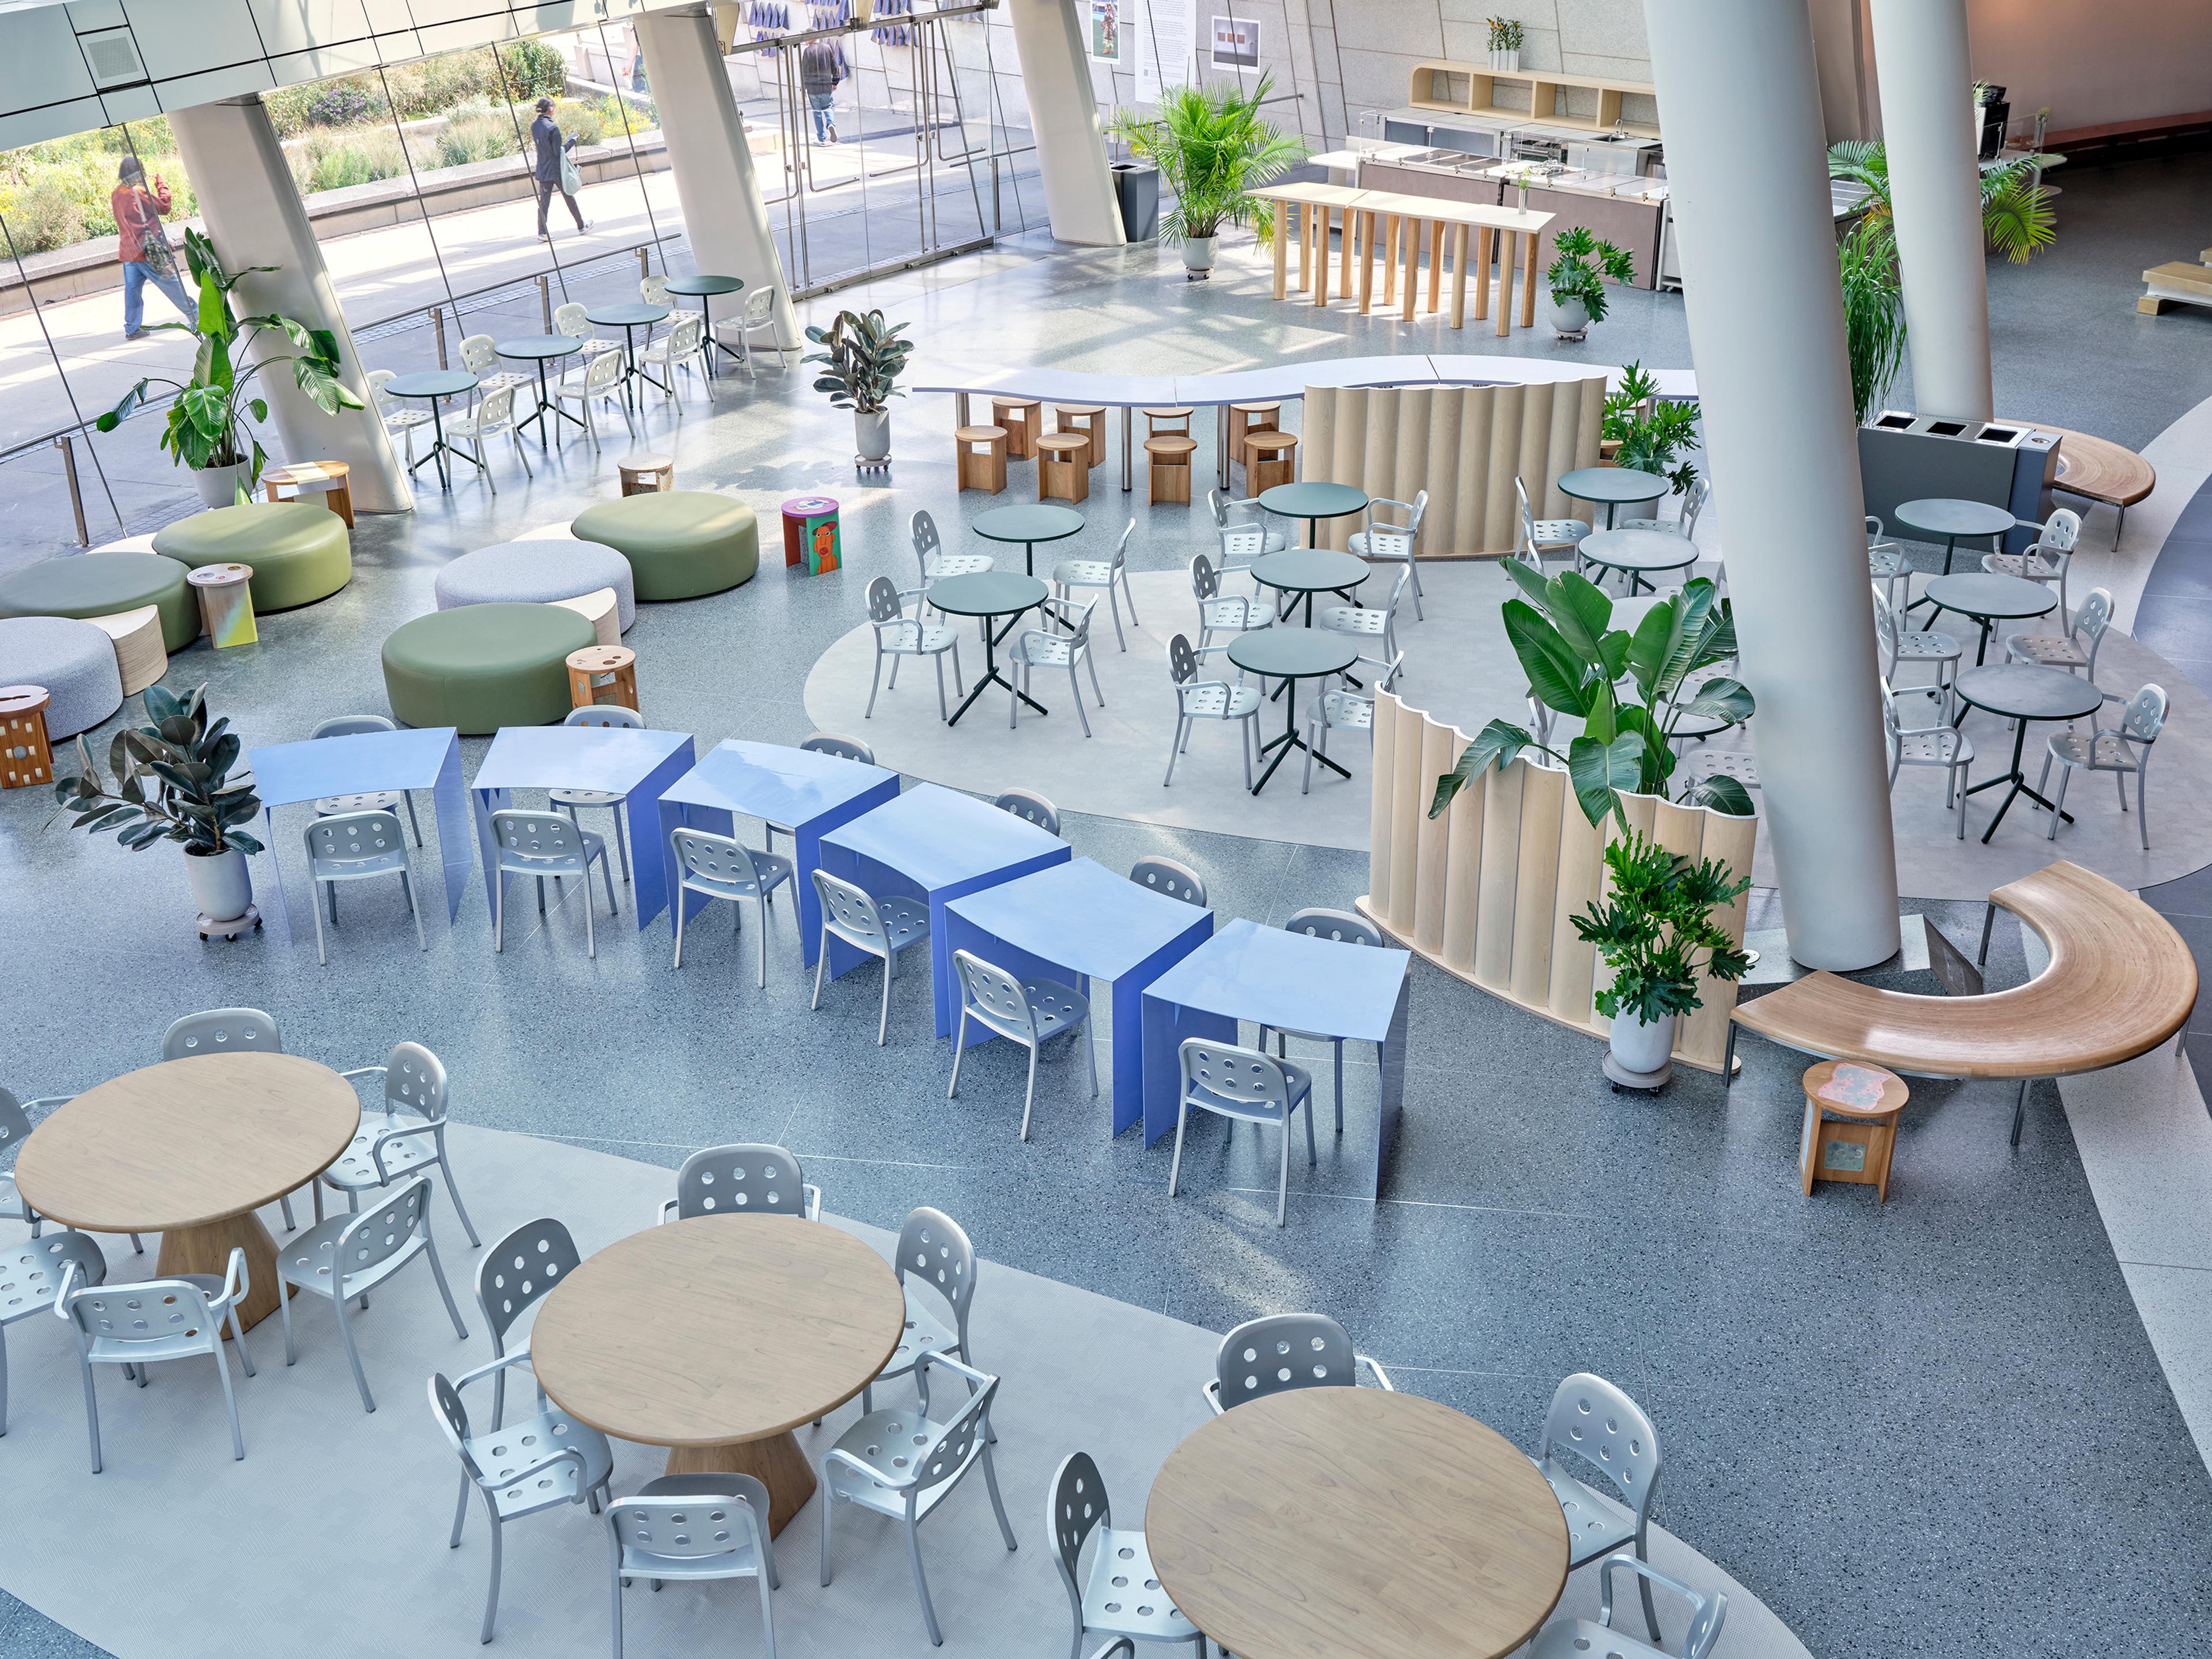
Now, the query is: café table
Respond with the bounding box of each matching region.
[12,1053,360,1331]
[1921,571,2056,665]
[584,301,673,404]
[1577,527,1700,596]
[1249,548,1368,627]
[1896,496,2016,582]
[972,503,1084,577]
[529,1214,903,1536]
[1953,662,2105,843]
[1229,626,1361,794]
[381,368,483,491]
[925,570,1050,727]
[1259,481,1370,551]
[1558,466,1666,530]
[494,335,585,446]
[661,274,746,375]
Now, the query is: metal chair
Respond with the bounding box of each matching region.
[368,368,433,465]
[820,1349,1017,1647]
[2005,586,2112,680]
[1212,520,1270,593]
[431,1355,614,1645]
[57,1245,253,1471]
[1191,551,1272,654]
[764,733,874,857]
[1984,506,2082,618]
[1260,909,1390,1132]
[1164,632,1263,790]
[276,1173,469,1412]
[948,949,1097,1142]
[1129,857,1205,907]
[658,1144,821,1226]
[327,1041,479,1245]
[1301,655,1404,795]
[1883,683,1975,839]
[1201,1312,1395,1415]
[309,712,423,845]
[553,298,624,362]
[304,810,426,965]
[444,382,533,484]
[554,704,643,885]
[1539,1371,1666,1641]
[0,1085,82,1238]
[1011,596,1105,736]
[552,347,636,450]
[1865,514,1912,613]
[1168,1039,1316,1227]
[1319,567,1410,676]
[639,310,709,403]
[640,273,671,306]
[729,285,786,375]
[866,574,964,721]
[1873,583,1961,724]
[490,809,620,958]
[908,508,993,618]
[862,1206,978,1415]
[162,1007,305,1231]
[0,1230,108,1435]
[475,1217,580,1430]
[994,787,1061,836]
[1518,474,1589,574]
[1052,518,1141,650]
[1347,490,1427,618]
[459,332,531,397]
[1209,486,1287,559]
[1529,1554,1728,1659]
[1619,475,1709,540]
[1047,1452,1205,1659]
[669,828,793,983]
[2040,683,2167,849]
[611,1476,779,1659]
[810,868,932,1045]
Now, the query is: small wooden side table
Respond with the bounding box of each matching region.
[0,685,54,790]
[620,453,675,495]
[1800,1060,1909,1202]
[567,644,639,713]
[1228,401,1281,469]
[956,425,1009,493]
[86,604,168,695]
[1035,431,1092,503]
[1144,405,1195,438]
[264,460,355,527]
[1245,430,1299,494]
[1145,435,1198,504]
[187,563,257,649]
[1053,402,1106,468]
[990,397,1042,460]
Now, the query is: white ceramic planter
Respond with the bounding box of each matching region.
[1545,294,1590,339]
[1181,236,1218,276]
[192,462,248,509]
[854,410,891,461]
[1608,1007,1674,1075]
[1489,49,1521,72]
[185,846,253,923]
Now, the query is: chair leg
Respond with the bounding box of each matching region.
[1107,583,1126,650]
[673,890,688,968]
[935,650,949,721]
[1304,1095,1317,1165]
[1164,715,1185,785]
[2047,765,2071,840]
[867,647,884,718]
[1071,663,1092,737]
[279,1191,297,1231]
[1086,649,1105,708]
[1168,1102,1191,1198]
[1084,1018,1100,1098]
[601,850,621,915]
[1334,1040,1345,1132]
[948,1009,971,1097]
[402,790,424,846]
[77,1355,101,1474]
[482,1512,505,1643]
[584,882,596,957]
[332,1285,377,1412]
[880,948,895,1046]
[1276,1112,1293,1227]
[1407,556,1425,620]
[812,925,830,1010]
[493,876,506,953]
[1020,1043,1039,1141]
[425,1232,472,1339]
[213,1339,245,1461]
[2139,770,2152,850]
[312,881,330,966]
[757,898,771,988]
[819,1492,837,1587]
[610,809,631,883]
[904,1512,944,1647]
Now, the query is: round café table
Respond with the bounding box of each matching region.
[585,301,672,404]
[1558,466,1666,529]
[1249,548,1368,627]
[1258,482,1369,551]
[12,1053,359,1332]
[494,334,585,446]
[1897,497,2016,616]
[1954,662,2105,843]
[1147,1388,1569,1659]
[973,503,1084,577]
[531,1214,902,1537]
[1229,626,1360,794]
[382,368,483,492]
[1922,571,2056,665]
[927,570,1051,727]
[1577,527,1699,596]
[662,274,746,376]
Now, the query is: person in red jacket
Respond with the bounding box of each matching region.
[112,157,194,340]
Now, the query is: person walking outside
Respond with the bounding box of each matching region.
[800,35,842,145]
[531,96,593,239]
[112,157,194,340]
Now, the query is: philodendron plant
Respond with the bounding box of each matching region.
[1576,830,1753,1026]
[802,308,913,415]
[49,685,263,857]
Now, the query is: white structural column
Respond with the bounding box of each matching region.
[633,3,800,353]
[166,97,410,513]
[1642,0,1902,971]
[1866,0,1993,420]
[1003,0,1126,245]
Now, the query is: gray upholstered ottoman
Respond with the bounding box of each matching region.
[0,616,124,738]
[433,538,637,634]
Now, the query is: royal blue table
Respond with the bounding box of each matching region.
[471,725,696,929]
[657,739,902,964]
[817,782,1071,1035]
[1139,917,1411,1195]
[944,858,1215,1134]
[244,727,474,942]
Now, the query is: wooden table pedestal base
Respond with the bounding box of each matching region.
[665,1430,816,1536]
[157,1209,293,1332]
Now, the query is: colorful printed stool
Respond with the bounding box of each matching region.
[781,497,841,573]
[1800,1059,1910,1203]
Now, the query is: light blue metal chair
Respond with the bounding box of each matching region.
[611,1475,778,1659]
[1201,1312,1393,1415]
[657,1144,821,1226]
[1518,474,1589,575]
[862,1207,978,1416]
[490,809,620,958]
[304,809,426,965]
[1984,506,2082,619]
[556,704,642,884]
[1047,1452,1205,1659]
[0,1230,107,1435]
[948,949,1096,1142]
[1346,489,1427,618]
[2005,586,2112,680]
[1540,1371,1666,1641]
[2040,683,2167,849]
[1052,519,1141,650]
[1010,596,1104,736]
[1164,632,1263,790]
[669,827,794,983]
[57,1244,254,1471]
[309,713,424,845]
[474,1216,579,1430]
[1619,474,1709,540]
[326,1041,479,1245]
[1529,1554,1727,1659]
[1865,514,1912,613]
[1167,1039,1316,1227]
[810,868,933,1046]
[867,574,964,720]
[161,1007,305,1233]
[1191,551,1273,653]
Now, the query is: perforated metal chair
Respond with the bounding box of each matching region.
[490,809,620,958]
[730,285,786,375]
[862,1206,978,1416]
[810,868,933,1045]
[444,382,533,484]
[368,368,433,465]
[639,310,709,403]
[1011,596,1105,736]
[1347,490,1427,618]
[475,1217,580,1430]
[555,704,642,886]
[1209,486,1287,560]
[57,1244,253,1471]
[2040,683,2167,849]
[552,347,635,450]
[820,1349,1017,1646]
[1,1230,107,1435]
[1883,683,1975,839]
[553,298,624,362]
[1201,1312,1394,1415]
[1873,583,1961,724]
[2005,586,2112,680]
[1164,632,1263,790]
[1539,1372,1666,1641]
[326,1041,479,1245]
[764,733,874,857]
[0,1085,84,1240]
[948,949,1097,1141]
[1984,506,2082,618]
[305,810,426,965]
[459,332,531,398]
[1191,551,1273,654]
[1529,1554,1727,1659]
[1128,857,1205,907]
[1301,655,1404,796]
[276,1174,469,1413]
[161,1007,305,1232]
[867,574,965,721]
[309,713,423,844]
[1518,474,1589,575]
[669,828,794,983]
[908,508,993,618]
[1257,909,1391,1133]
[611,1475,779,1659]
[1619,475,1709,541]
[1212,520,1270,593]
[1052,520,1141,650]
[1168,1039,1316,1226]
[994,787,1061,836]
[657,1144,821,1226]
[1319,567,1410,676]
[1047,1452,1204,1659]
[1865,513,1912,613]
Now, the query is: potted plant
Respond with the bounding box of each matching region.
[803,308,912,461]
[1487,17,1524,73]
[94,229,363,509]
[1109,76,1308,278]
[1601,370,1702,497]
[1543,225,1635,340]
[49,684,265,931]
[1574,830,1752,1079]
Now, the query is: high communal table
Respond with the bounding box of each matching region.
[584,301,673,405]
[817,781,1071,1037]
[1558,465,1666,530]
[656,738,901,965]
[926,570,1050,727]
[1258,482,1370,552]
[494,334,585,446]
[971,502,1084,577]
[1230,626,1361,794]
[1140,917,1411,1195]
[1577,527,1699,596]
[942,857,1215,1135]
[660,273,746,374]
[380,368,483,492]
[1249,547,1368,626]
[1954,662,2105,843]
[13,1054,361,1332]
[1921,570,2056,665]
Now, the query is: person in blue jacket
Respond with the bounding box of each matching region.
[531,96,592,239]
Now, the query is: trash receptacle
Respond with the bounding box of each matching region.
[1111,162,1160,243]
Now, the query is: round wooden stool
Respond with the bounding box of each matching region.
[955,425,1009,493]
[1145,435,1199,505]
[264,459,355,527]
[1053,403,1106,469]
[0,685,54,790]
[1228,401,1281,469]
[1143,405,1195,438]
[567,644,639,713]
[1035,431,1093,504]
[1245,430,1299,494]
[187,563,257,649]
[619,453,675,495]
[85,604,168,696]
[1800,1060,1909,1203]
[990,397,1043,460]
[550,586,623,649]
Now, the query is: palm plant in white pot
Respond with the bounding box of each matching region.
[1108,75,1308,277]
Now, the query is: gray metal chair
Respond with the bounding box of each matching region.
[1319,569,1410,682]
[304,809,427,965]
[867,574,965,720]
[994,787,1061,836]
[0,1085,77,1236]
[1212,520,1270,593]
[1347,489,1427,618]
[1518,474,1590,575]
[862,1207,978,1415]
[1047,1451,1205,1659]
[459,331,532,397]
[310,713,423,846]
[1529,1554,1728,1659]
[1129,857,1205,907]
[2005,586,2113,680]
[1052,519,1141,650]
[669,827,794,983]
[948,949,1097,1142]
[1301,656,1404,795]
[1619,474,1709,540]
[764,733,875,857]
[1883,683,1974,839]
[908,507,993,618]
[162,1007,305,1232]
[611,1475,778,1659]
[1011,596,1105,736]
[475,1216,579,1430]
[327,1041,479,1245]
[810,869,932,1045]
[1540,1371,1666,1641]
[1167,1039,1316,1227]
[2040,683,2167,849]
[431,1355,614,1644]
[1191,551,1273,653]
[276,1173,468,1412]
[1164,632,1263,790]
[820,1349,1017,1647]
[1,1229,107,1435]
[658,1144,821,1226]
[556,704,643,886]
[57,1244,253,1471]
[1202,1311,1395,1415]
[1873,583,1961,724]
[1209,486,1287,563]
[1260,909,1389,1134]
[1985,506,2082,618]
[490,808,620,958]
[1865,514,1912,613]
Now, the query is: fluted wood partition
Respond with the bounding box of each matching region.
[1356,692,1758,1072]
[1300,378,1607,556]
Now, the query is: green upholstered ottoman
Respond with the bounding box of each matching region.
[570,491,759,602]
[0,551,198,652]
[153,501,352,612]
[381,603,596,734]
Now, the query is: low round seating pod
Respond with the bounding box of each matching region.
[0,617,123,738]
[433,539,638,634]
[0,550,196,652]
[381,603,596,735]
[570,490,758,603]
[151,501,352,613]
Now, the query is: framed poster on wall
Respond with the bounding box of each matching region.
[1211,13,1260,69]
[1090,0,1123,62]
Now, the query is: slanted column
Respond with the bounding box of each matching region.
[1003,0,1126,245]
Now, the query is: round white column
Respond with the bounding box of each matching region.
[1642,0,1902,971]
[1866,0,1993,420]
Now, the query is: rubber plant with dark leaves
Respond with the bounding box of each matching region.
[92,228,363,503]
[802,308,913,415]
[1427,564,1756,830]
[48,685,263,857]
[1575,830,1754,1027]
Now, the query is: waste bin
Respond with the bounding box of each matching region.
[1112,162,1160,243]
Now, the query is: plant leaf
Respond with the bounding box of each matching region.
[1502,600,1590,718]
[1428,719,1537,819]
[1685,774,1758,817]
[1567,730,1646,828]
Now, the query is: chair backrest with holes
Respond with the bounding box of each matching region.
[1190,553,1219,601]
[493,809,589,868]
[2120,684,2167,745]
[305,810,407,871]
[460,334,498,375]
[378,1041,446,1123]
[0,1087,31,1158]
[1678,475,1710,538]
[2073,588,2113,653]
[554,301,589,338]
[1111,519,1135,567]
[641,274,670,305]
[802,732,874,764]
[1408,488,1429,535]
[161,1007,281,1061]
[1366,525,1413,563]
[994,788,1060,836]
[742,287,775,326]
[953,950,1037,1039]
[613,1481,771,1564]
[1049,1449,1111,1597]
[328,1176,433,1283]
[1283,906,1382,948]
[65,1273,221,1349]
[1217,524,1265,563]
[911,509,941,567]
[868,575,907,626]
[1678,1582,1729,1659]
[429,1370,478,1467]
[910,1353,994,1490]
[585,349,622,391]
[668,312,703,356]
[477,1217,580,1350]
[3,1230,105,1325]
[477,384,517,427]
[1319,688,1374,729]
[814,869,888,946]
[895,1206,975,1342]
[1870,584,1897,656]
[1214,1313,1357,1407]
[311,713,396,740]
[1209,487,1229,527]
[673,1143,810,1218]
[1878,681,1903,753]
[1514,475,1536,543]
[672,828,774,895]
[1130,857,1206,907]
[1167,633,1201,687]
[2037,507,2081,556]
[565,703,643,729]
[1539,1371,1661,1525]
[367,368,398,409]
[1180,1039,1298,1120]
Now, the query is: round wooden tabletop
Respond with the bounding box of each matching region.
[1803,1059,1911,1118]
[531,1214,905,1449]
[13,1053,361,1233]
[1147,1388,1569,1659]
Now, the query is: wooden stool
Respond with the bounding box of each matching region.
[567,645,639,713]
[86,604,168,696]
[1145,435,1198,505]
[955,425,1009,493]
[1245,430,1298,494]
[619,453,675,495]
[990,397,1043,460]
[187,563,256,649]
[264,460,354,527]
[1053,403,1107,469]
[1800,1060,1909,1203]
[0,685,53,790]
[1228,402,1280,471]
[1143,406,1195,438]
[551,587,622,649]
[1035,432,1092,504]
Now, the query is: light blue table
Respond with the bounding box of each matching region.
[657,740,902,964]
[244,727,472,942]
[1139,917,1411,1195]
[944,858,1215,1135]
[471,725,696,930]
[817,782,1071,1036]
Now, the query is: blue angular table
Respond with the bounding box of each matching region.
[944,858,1215,1134]
[657,740,902,964]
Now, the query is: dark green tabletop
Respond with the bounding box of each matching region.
[383,369,479,398]
[1896,498,2015,539]
[495,335,584,361]
[1578,528,1699,573]
[1258,482,1369,522]
[1228,625,1360,680]
[662,274,745,297]
[1923,573,2055,620]
[586,303,672,327]
[1251,549,1369,593]
[1558,467,1666,505]
[1954,663,2103,722]
[973,505,1084,546]
[927,571,1050,618]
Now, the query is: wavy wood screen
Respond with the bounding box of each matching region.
[1299,378,1607,556]
[1356,692,1759,1072]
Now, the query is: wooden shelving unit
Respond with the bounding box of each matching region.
[1407,59,1660,139]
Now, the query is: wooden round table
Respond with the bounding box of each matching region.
[529,1214,903,1536]
[12,1053,360,1332]
[1147,1388,1569,1659]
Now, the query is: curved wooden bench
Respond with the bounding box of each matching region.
[2003,418,2157,533]
[1729,861,2196,1142]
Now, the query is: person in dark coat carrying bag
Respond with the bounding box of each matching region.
[531,96,593,238]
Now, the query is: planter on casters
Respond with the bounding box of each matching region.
[1181,236,1218,281]
[1603,1009,1674,1092]
[854,410,891,469]
[185,845,260,940]
[1545,295,1590,342]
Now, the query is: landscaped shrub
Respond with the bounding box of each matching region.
[6,175,89,252]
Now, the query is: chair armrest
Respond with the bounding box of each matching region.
[1088,1642,1137,1659]
[826,1444,919,1491]
[215,1245,250,1312]
[368,1118,443,1183]
[338,1066,388,1085]
[452,1349,542,1393]
[16,1094,78,1113]
[803,1184,823,1222]
[656,1198,679,1226]
[1200,1378,1225,1416]
[474,1442,587,1495]
[1597,1552,1704,1628]
[914,1348,991,1395]
[1354,1353,1395,1392]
